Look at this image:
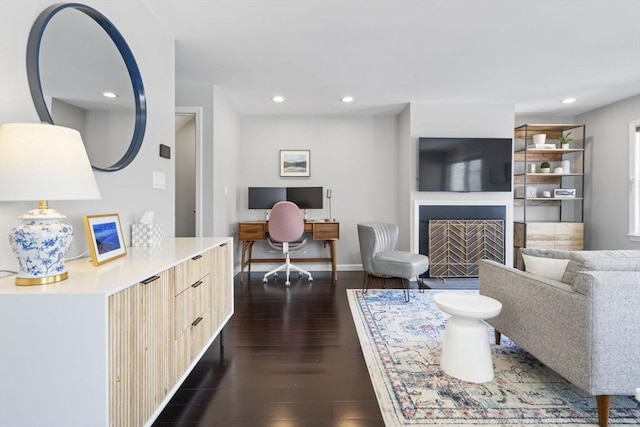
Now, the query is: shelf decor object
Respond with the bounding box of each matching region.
[532,134,546,145]
[0,123,101,285]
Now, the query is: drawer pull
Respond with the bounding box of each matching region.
[141,275,159,285]
[191,317,203,327]
[191,280,203,288]
[191,254,203,261]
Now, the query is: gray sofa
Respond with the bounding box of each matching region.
[479,249,640,427]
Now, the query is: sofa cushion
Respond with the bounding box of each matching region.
[560,250,640,285]
[520,248,572,281]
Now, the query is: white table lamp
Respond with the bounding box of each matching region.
[0,123,101,285]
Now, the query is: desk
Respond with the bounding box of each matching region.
[239,221,339,283]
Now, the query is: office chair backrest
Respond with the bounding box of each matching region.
[268,201,304,243]
[357,223,399,274]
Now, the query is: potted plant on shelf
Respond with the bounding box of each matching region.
[540,161,551,173]
[558,132,573,149]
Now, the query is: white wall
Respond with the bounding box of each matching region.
[577,95,640,249]
[396,105,412,250]
[0,1,175,272]
[237,115,398,269]
[212,88,240,239]
[407,102,515,264]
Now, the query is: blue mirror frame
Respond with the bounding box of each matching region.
[26,2,146,172]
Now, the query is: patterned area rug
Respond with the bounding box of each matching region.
[347,289,640,426]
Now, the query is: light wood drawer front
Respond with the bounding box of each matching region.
[174,249,213,295]
[190,309,213,358]
[108,268,174,427]
[175,305,213,372]
[239,223,266,240]
[314,222,339,239]
[174,274,212,338]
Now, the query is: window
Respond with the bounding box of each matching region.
[630,119,640,241]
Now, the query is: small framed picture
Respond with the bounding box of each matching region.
[280,150,310,177]
[83,213,127,266]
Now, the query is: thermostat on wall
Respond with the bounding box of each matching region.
[159,144,171,159]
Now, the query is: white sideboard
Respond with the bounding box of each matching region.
[0,237,233,427]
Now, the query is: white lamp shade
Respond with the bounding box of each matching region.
[0,123,101,201]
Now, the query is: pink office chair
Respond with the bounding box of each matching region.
[263,201,313,286]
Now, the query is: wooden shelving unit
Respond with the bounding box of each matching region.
[513,124,586,269]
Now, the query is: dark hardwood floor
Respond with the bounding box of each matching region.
[153,270,395,427]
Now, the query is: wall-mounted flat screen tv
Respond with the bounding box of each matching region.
[418,137,512,192]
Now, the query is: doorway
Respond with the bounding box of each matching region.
[175,107,203,237]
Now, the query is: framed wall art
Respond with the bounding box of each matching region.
[280,150,310,177]
[83,213,127,266]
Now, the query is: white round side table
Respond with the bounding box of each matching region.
[434,293,502,383]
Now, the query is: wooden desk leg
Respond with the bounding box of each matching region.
[240,241,248,283]
[247,241,254,276]
[328,240,337,282]
[240,240,254,284]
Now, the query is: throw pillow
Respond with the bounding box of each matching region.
[561,250,640,285]
[521,250,571,282]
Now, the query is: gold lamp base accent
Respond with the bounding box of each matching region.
[16,271,69,286]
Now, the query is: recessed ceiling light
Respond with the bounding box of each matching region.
[561,97,576,104]
[272,95,285,103]
[341,96,354,103]
[102,91,118,98]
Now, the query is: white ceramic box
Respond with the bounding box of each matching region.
[132,224,163,246]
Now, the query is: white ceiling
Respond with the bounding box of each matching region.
[143,0,640,116]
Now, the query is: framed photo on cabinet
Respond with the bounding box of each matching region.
[83,213,127,266]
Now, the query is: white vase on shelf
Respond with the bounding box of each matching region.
[533,134,546,145]
[561,160,571,174]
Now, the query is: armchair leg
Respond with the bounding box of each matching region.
[494,330,501,345]
[401,278,409,303]
[362,272,370,293]
[596,395,611,427]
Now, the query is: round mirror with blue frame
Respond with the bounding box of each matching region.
[27,2,146,172]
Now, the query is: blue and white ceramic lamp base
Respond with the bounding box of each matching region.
[9,206,73,285]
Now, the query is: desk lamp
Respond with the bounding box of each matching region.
[325,188,334,221]
[0,123,101,285]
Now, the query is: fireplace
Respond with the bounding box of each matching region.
[418,204,507,278]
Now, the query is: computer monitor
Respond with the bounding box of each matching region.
[248,187,286,209]
[286,187,323,209]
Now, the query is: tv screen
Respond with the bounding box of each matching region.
[286,187,323,209]
[418,137,512,192]
[248,187,286,209]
